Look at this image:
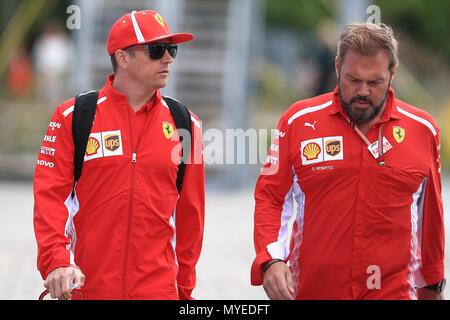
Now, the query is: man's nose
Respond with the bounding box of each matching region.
[161,50,174,63]
[356,82,370,97]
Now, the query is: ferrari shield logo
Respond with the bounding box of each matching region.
[163,122,174,139]
[393,126,405,143]
[153,14,165,27]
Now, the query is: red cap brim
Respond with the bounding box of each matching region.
[148,33,194,44]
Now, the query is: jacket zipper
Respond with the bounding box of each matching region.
[122,107,136,299]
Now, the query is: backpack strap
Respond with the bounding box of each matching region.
[70,91,191,196]
[72,90,98,190]
[163,96,192,194]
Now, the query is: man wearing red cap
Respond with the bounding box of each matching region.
[33,10,205,300]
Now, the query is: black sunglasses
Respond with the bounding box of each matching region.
[127,43,178,60]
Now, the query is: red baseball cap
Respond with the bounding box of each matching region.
[107,10,194,55]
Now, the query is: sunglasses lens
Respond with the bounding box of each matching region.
[149,44,166,59]
[148,44,178,60]
[167,45,177,59]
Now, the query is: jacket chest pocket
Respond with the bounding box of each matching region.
[363,165,424,234]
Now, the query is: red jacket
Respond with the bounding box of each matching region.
[252,87,444,299]
[34,75,205,299]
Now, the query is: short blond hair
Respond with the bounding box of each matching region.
[337,23,399,71]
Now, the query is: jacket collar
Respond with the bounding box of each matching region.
[103,74,161,112]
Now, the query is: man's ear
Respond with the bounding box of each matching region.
[335,56,340,79]
[390,65,398,82]
[115,49,130,70]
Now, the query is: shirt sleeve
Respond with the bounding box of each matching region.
[174,114,205,300]
[251,115,295,286]
[416,124,445,286]
[33,103,75,280]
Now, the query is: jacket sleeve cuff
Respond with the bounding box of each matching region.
[250,250,272,286]
[415,259,445,287]
[178,286,195,300]
[251,241,290,286]
[39,251,71,280]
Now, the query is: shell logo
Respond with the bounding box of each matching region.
[303,142,321,160]
[86,137,100,156]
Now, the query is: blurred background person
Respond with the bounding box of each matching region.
[6,45,33,97]
[33,22,71,104]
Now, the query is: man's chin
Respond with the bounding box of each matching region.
[155,81,168,89]
[346,106,376,123]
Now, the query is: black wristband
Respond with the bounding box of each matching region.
[424,278,446,293]
[263,259,284,273]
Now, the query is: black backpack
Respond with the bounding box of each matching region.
[71,90,192,195]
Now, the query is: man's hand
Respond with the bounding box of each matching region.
[263,261,294,300]
[417,287,444,300]
[44,266,85,300]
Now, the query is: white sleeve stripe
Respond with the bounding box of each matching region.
[64,188,80,264]
[63,105,74,117]
[288,100,333,125]
[161,99,169,109]
[410,179,427,293]
[397,106,437,136]
[266,184,294,261]
[191,116,200,129]
[62,96,108,117]
[97,96,107,104]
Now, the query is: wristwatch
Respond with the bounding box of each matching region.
[424,278,446,293]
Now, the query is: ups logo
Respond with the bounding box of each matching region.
[104,134,120,152]
[325,140,341,156]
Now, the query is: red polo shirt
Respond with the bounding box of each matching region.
[252,87,444,299]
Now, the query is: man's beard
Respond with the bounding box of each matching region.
[338,78,391,124]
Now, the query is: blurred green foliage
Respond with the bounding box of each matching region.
[265,0,450,62]
[0,0,70,45]
[376,0,450,62]
[266,0,336,30]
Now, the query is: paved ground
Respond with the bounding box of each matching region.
[0,178,449,300]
